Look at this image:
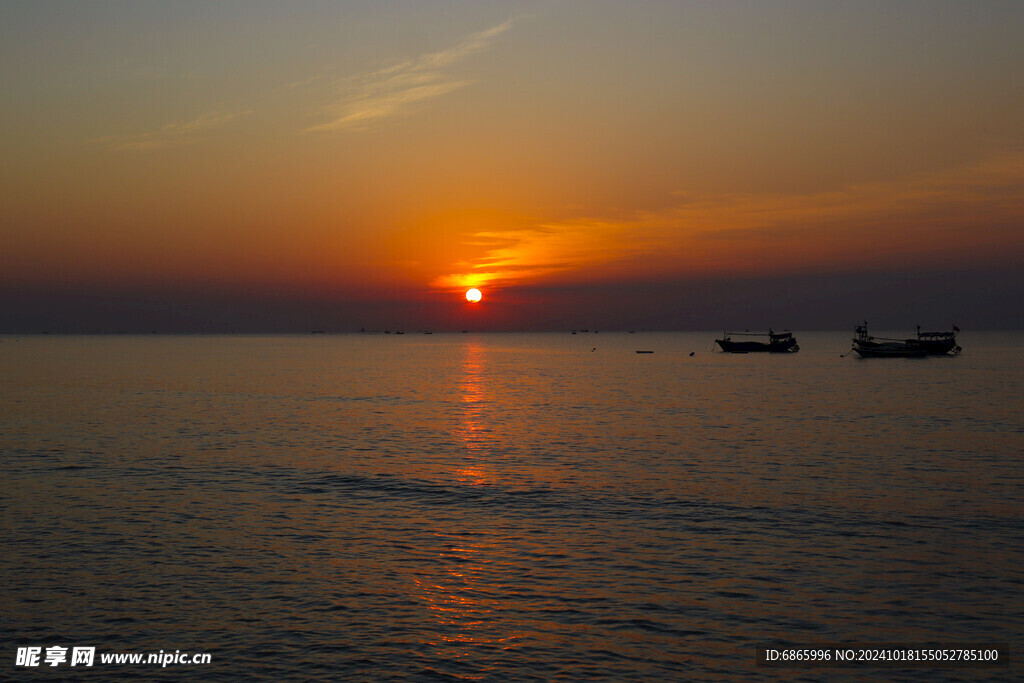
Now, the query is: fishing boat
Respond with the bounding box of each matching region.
[915,325,962,355]
[714,329,799,353]
[851,323,927,358]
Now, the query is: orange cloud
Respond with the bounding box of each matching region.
[433,152,1024,290]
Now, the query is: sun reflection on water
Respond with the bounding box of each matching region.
[456,340,488,452]
[409,342,524,673]
[412,532,524,677]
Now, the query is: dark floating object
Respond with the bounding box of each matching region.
[850,322,926,357]
[714,329,799,353]
[849,322,961,358]
[636,350,654,354]
[689,352,695,357]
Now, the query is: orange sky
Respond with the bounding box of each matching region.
[2,1,1023,330]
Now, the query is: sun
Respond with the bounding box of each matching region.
[465,288,482,303]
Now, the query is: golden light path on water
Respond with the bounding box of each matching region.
[413,340,516,670]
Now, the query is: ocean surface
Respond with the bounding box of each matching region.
[1,332,1021,680]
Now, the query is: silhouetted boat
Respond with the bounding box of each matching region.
[714,329,799,353]
[851,323,927,358]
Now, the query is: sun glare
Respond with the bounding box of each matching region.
[465,288,482,303]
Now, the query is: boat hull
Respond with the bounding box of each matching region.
[715,338,799,353]
[852,341,927,358]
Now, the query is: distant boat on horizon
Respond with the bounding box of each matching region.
[848,322,921,358]
[714,329,799,353]
[850,322,961,358]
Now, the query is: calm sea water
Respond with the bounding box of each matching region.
[2,332,1021,680]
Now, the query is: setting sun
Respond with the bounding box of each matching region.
[465,288,482,303]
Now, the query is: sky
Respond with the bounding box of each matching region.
[2,0,1023,332]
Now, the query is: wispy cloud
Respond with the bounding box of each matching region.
[286,73,325,89]
[90,110,252,152]
[307,20,516,133]
[431,221,630,290]
[433,152,1024,289]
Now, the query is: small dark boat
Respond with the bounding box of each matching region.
[851,323,927,358]
[714,329,799,353]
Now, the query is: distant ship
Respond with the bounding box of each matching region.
[851,322,961,358]
[851,323,926,357]
[714,329,799,353]
[850,322,961,358]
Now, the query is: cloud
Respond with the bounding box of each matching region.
[307,19,516,133]
[682,153,1024,242]
[433,152,1024,289]
[431,222,629,290]
[90,110,252,152]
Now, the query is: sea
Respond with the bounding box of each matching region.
[1,332,1021,680]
